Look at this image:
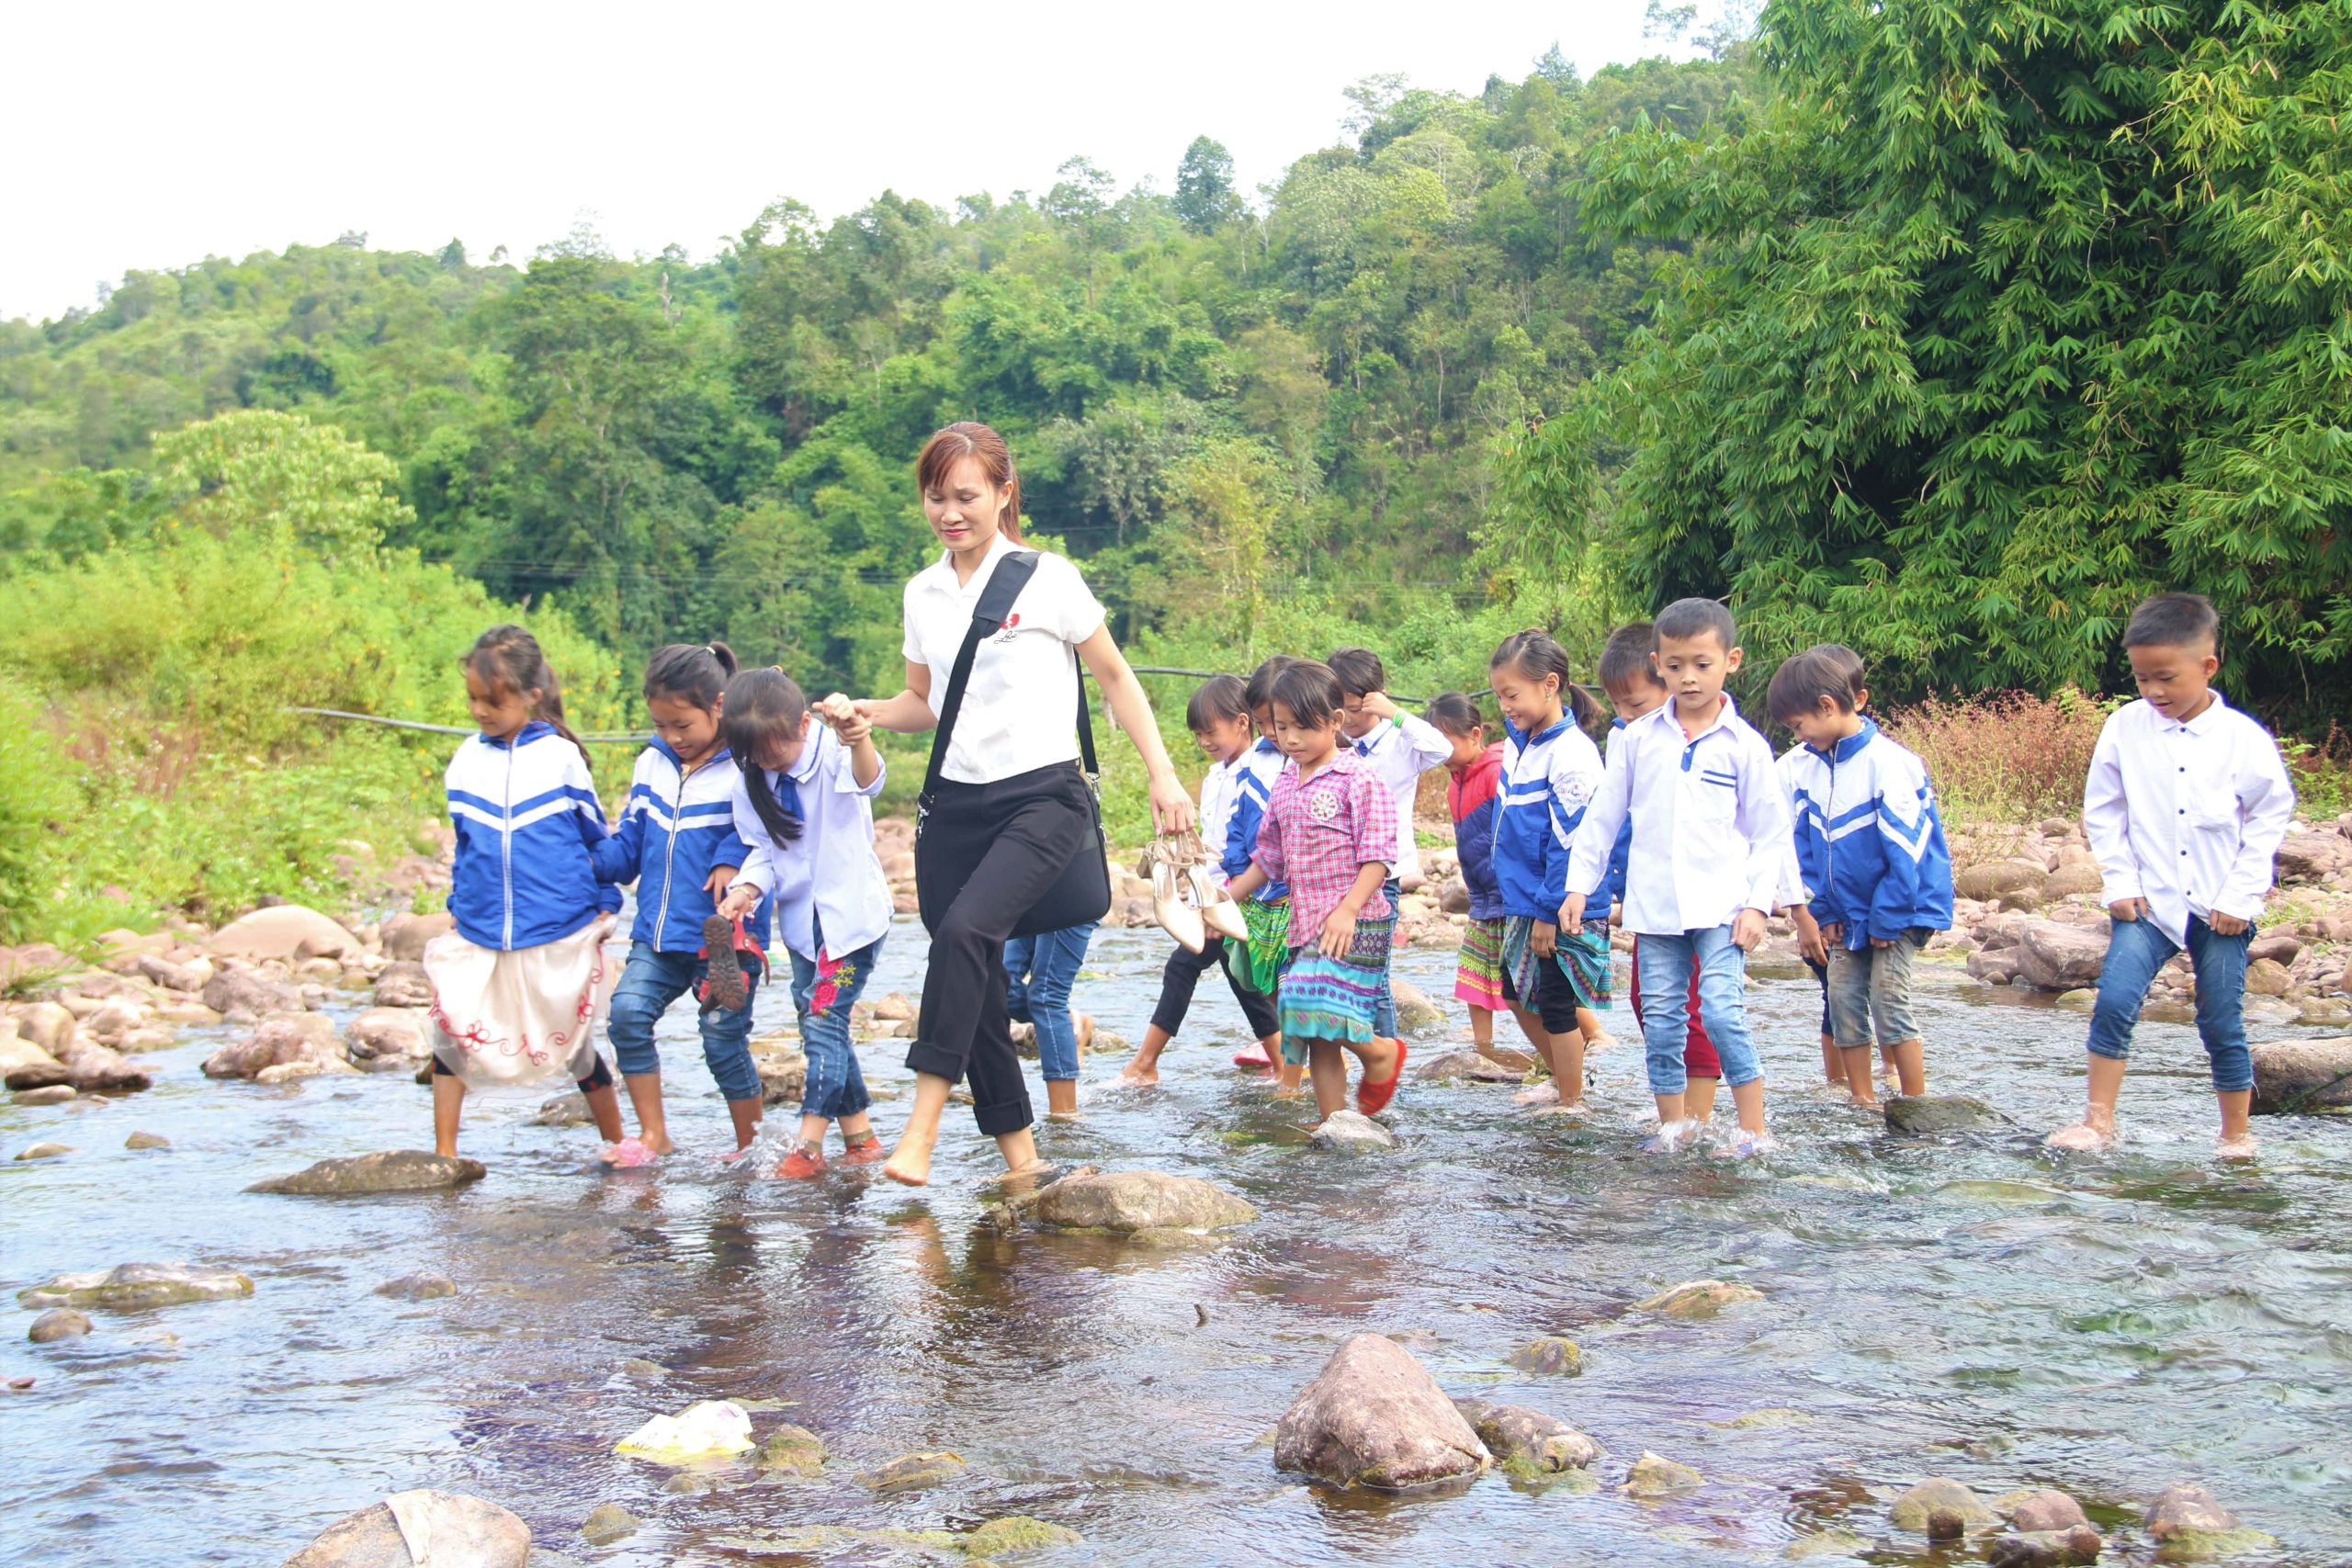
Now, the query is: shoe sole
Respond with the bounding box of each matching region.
[701,915,750,1011]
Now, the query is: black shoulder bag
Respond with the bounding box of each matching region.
[911,550,1113,938]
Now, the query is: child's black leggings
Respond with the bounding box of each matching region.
[432,1055,614,1090]
[1150,935,1278,1039]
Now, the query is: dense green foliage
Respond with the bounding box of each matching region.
[1502,0,2352,714]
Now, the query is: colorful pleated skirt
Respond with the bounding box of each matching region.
[1238,894,1291,995]
[1502,916,1613,1013]
[1453,915,1508,1010]
[1275,914,1396,1063]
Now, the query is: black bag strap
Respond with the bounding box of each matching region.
[922,551,1098,802]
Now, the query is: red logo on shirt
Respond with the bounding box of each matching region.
[1003,613,1021,629]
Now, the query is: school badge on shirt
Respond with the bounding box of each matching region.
[1308,788,1341,822]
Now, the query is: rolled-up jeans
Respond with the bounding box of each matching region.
[789,921,881,1122]
[1371,875,1403,1036]
[1633,926,1761,1095]
[1826,936,1920,1049]
[1005,922,1097,1083]
[2086,914,2252,1093]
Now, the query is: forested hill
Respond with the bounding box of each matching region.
[0,54,1754,697]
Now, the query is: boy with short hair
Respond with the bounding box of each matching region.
[1329,646,1453,1043]
[1768,644,1953,1109]
[2047,593,2294,1160]
[1566,599,1789,1155]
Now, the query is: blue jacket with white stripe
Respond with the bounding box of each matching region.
[446,723,618,952]
[593,739,771,953]
[1491,715,1606,921]
[1222,737,1289,901]
[1780,720,1954,946]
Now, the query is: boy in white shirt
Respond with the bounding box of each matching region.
[1562,599,1789,1156]
[2047,593,2295,1161]
[1330,647,1454,1042]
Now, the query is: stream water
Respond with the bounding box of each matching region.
[5,923,2349,1566]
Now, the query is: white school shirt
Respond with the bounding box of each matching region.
[2082,694,2295,948]
[728,726,893,961]
[1350,714,1454,880]
[901,532,1106,785]
[1566,695,1791,934]
[1196,753,1248,885]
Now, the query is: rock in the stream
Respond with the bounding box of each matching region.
[17,1262,254,1311]
[1988,1525,2104,1567]
[1636,1280,1764,1318]
[206,1011,342,1078]
[2143,1482,2238,1540]
[1391,980,1443,1032]
[855,1451,966,1494]
[753,1423,828,1475]
[346,1008,431,1064]
[533,1091,592,1127]
[203,966,307,1022]
[372,962,435,1010]
[1272,1332,1489,1490]
[1508,1336,1584,1375]
[15,1000,77,1055]
[381,911,456,963]
[28,1308,92,1343]
[1452,1398,1601,1472]
[2015,921,2108,991]
[375,1271,457,1301]
[250,1150,486,1195]
[1884,1095,2002,1134]
[579,1503,639,1546]
[1892,1477,1996,1533]
[1028,1167,1257,1233]
[754,1044,808,1106]
[1622,1450,1702,1495]
[282,1489,531,1568]
[123,1131,171,1152]
[966,1517,1081,1553]
[15,1142,73,1160]
[213,905,359,962]
[1415,1050,1525,1084]
[59,1039,153,1093]
[15,1085,74,1105]
[2248,1036,2352,1114]
[1999,1489,2090,1532]
[1308,1110,1399,1151]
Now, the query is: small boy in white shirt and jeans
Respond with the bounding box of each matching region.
[1563,598,1791,1156]
[2047,592,2295,1161]
[1330,646,1455,1041]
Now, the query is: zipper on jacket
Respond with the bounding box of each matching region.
[501,739,515,950]
[1823,747,1838,944]
[655,752,689,948]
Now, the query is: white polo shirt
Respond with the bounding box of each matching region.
[1350,714,1454,880]
[902,533,1106,785]
[2083,693,2295,947]
[729,726,893,961]
[1566,695,1791,934]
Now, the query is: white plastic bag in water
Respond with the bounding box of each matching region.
[614,1400,755,1462]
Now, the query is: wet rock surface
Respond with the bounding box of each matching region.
[1451,1397,1601,1472]
[1272,1333,1488,1490]
[1025,1167,1257,1232]
[1893,1476,1996,1533]
[1884,1094,2004,1134]
[1308,1110,1399,1151]
[28,1308,92,1342]
[1636,1279,1764,1318]
[18,1262,254,1311]
[281,1489,531,1567]
[250,1150,486,1195]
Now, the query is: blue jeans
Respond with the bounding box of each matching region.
[1634,927,1762,1095]
[606,942,762,1102]
[790,925,883,1122]
[1371,876,1404,1036]
[1005,922,1097,1082]
[2086,915,2253,1093]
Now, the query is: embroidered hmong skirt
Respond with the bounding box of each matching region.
[1453,915,1508,1010]
[1238,894,1291,996]
[1501,916,1613,1014]
[1275,914,1396,1062]
[425,914,616,1085]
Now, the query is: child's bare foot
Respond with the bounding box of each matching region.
[1847,1091,1882,1110]
[641,1134,676,1156]
[1585,1032,1618,1053]
[2215,1132,2259,1162]
[1530,1099,1588,1118]
[1271,1080,1306,1100]
[1118,1063,1161,1087]
[1512,1084,1559,1106]
[2044,1115,2116,1152]
[882,1134,936,1187]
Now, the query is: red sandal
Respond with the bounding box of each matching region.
[1357,1039,1407,1116]
[696,914,764,1013]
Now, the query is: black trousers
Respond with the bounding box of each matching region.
[909,762,1094,1137]
[1150,935,1278,1039]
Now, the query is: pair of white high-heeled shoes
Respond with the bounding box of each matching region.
[1146,831,1248,953]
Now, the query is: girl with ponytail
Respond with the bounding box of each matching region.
[591,641,779,1164]
[713,668,896,1179]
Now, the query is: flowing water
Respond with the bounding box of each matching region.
[6,924,2349,1566]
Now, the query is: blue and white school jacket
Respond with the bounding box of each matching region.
[1780,721,1954,947]
[446,723,616,952]
[1490,715,1605,921]
[593,738,771,953]
[1222,737,1289,901]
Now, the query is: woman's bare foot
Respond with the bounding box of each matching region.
[882,1134,935,1186]
[1118,1062,1160,1087]
[2215,1132,2259,1162]
[2044,1115,2116,1152]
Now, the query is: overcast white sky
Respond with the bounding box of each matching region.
[5,0,1676,324]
